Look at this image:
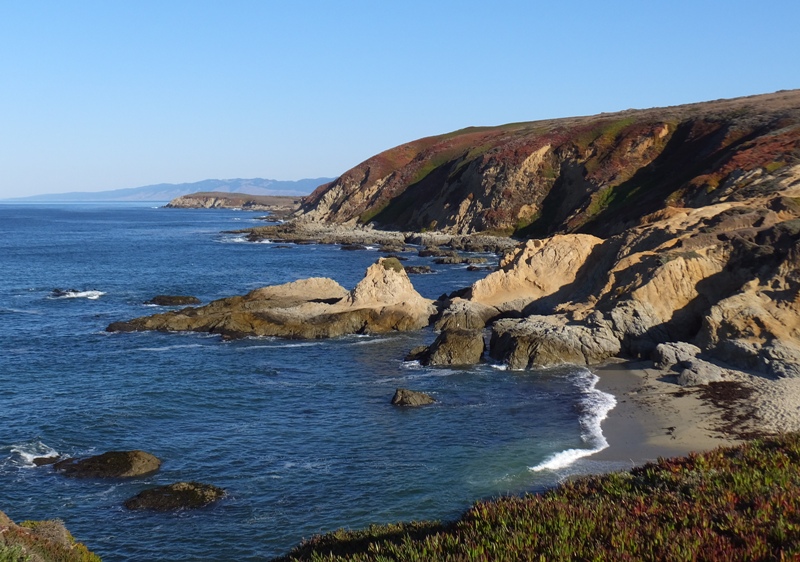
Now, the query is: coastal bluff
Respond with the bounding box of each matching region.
[230,90,800,382]
[165,191,302,214]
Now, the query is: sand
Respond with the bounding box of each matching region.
[588,359,800,470]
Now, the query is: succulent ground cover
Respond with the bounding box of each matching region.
[275,433,800,561]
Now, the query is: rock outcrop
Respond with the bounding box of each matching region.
[165,192,302,214]
[123,482,225,511]
[391,389,435,407]
[54,450,161,478]
[108,259,436,339]
[416,329,486,366]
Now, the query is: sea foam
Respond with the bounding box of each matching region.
[529,369,617,472]
[48,289,105,300]
[8,441,59,468]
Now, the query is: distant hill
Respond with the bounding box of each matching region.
[5,177,334,202]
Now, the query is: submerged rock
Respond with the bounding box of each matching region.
[124,482,225,511]
[391,388,435,407]
[54,450,161,478]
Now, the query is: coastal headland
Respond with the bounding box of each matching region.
[100,90,800,558]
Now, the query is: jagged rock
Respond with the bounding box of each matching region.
[54,450,161,478]
[421,329,485,366]
[653,342,702,370]
[434,298,499,331]
[677,359,729,387]
[489,316,621,369]
[145,295,201,306]
[108,259,436,339]
[391,388,435,406]
[124,482,225,511]
[470,235,604,313]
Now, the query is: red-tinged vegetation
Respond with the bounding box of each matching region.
[0,517,100,562]
[298,90,800,238]
[274,433,800,561]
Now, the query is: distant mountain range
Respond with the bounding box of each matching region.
[4,177,334,202]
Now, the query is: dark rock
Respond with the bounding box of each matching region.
[405,266,433,275]
[32,455,61,466]
[423,328,485,366]
[340,244,367,251]
[404,345,428,361]
[54,450,161,478]
[391,388,435,406]
[124,482,225,511]
[145,295,201,306]
[467,265,493,271]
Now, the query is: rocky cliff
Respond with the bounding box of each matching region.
[296,90,800,238]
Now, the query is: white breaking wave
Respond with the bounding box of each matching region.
[351,337,391,346]
[529,369,617,472]
[216,235,249,244]
[48,289,105,300]
[9,441,59,468]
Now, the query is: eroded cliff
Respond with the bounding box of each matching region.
[296,90,800,238]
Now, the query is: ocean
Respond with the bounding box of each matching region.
[0,203,617,561]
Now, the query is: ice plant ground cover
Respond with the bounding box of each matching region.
[277,433,800,561]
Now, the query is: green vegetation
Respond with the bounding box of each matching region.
[276,434,800,561]
[0,545,29,562]
[0,519,100,562]
[380,257,404,272]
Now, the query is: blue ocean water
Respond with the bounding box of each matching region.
[0,203,615,561]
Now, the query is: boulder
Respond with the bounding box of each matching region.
[391,388,435,407]
[677,359,729,387]
[652,342,702,370]
[422,329,485,366]
[124,482,225,511]
[54,450,161,478]
[145,295,201,306]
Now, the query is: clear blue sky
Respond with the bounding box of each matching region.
[1,1,798,198]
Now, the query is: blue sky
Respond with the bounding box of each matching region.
[1,1,798,198]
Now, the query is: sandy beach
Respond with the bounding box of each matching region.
[591,359,800,468]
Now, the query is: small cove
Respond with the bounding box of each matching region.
[0,203,615,560]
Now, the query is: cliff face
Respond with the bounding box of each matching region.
[297,90,800,237]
